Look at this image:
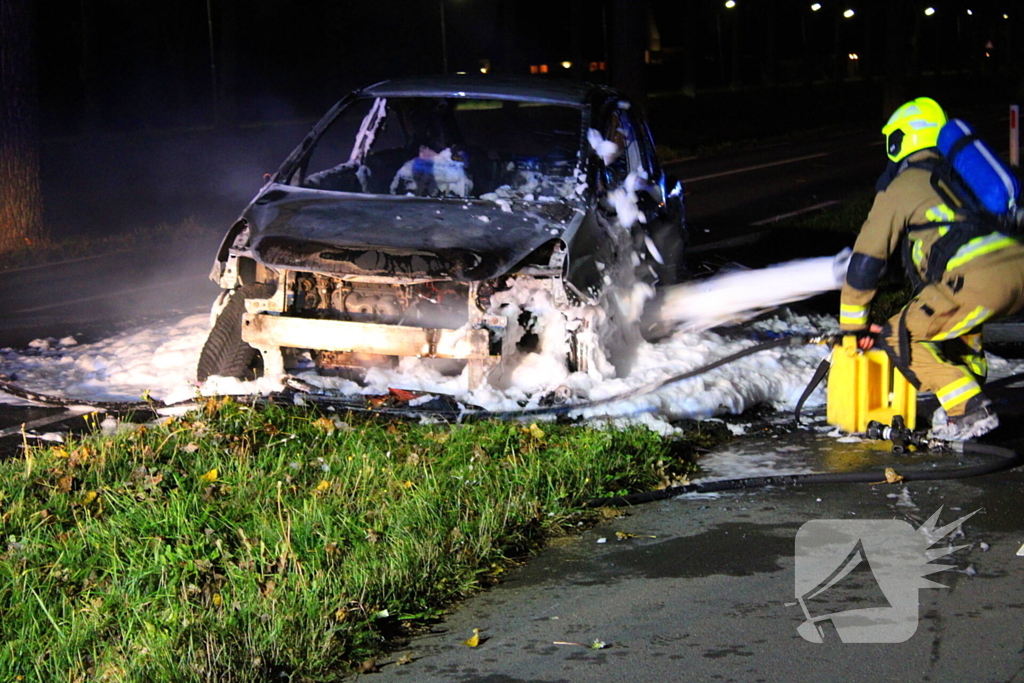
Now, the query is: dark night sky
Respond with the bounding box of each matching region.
[36,0,606,132]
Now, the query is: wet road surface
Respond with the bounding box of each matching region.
[365,422,1024,683]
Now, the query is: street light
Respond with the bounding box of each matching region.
[843,9,855,18]
[725,0,736,8]
[924,7,935,16]
[811,3,822,10]
[967,9,973,15]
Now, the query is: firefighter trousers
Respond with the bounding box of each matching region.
[877,253,1024,417]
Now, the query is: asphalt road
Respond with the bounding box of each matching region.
[0,233,221,349]
[669,101,1014,264]
[362,419,1024,683]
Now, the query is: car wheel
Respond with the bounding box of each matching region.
[197,282,275,382]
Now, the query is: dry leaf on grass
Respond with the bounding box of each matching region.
[462,628,482,647]
[311,417,337,434]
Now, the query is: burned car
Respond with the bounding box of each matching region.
[198,76,686,389]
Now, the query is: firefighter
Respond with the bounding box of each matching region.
[839,97,1024,441]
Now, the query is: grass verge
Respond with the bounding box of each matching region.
[0,399,724,682]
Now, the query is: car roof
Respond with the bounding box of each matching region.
[359,75,610,108]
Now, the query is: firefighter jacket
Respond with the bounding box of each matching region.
[839,149,1024,332]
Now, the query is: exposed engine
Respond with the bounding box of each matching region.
[291,273,474,330]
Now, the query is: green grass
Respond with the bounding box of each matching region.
[0,399,716,682]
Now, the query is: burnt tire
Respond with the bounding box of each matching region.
[196,283,275,382]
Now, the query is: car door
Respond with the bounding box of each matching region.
[599,100,687,285]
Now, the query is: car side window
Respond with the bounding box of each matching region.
[597,101,647,189]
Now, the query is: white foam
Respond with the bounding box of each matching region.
[658,249,851,331]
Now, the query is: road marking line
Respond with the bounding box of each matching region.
[680,152,830,183]
[749,200,842,226]
[13,276,209,314]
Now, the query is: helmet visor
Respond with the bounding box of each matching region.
[886,129,905,160]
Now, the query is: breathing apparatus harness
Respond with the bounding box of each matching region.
[897,120,1023,289]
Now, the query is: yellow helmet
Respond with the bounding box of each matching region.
[881,97,947,162]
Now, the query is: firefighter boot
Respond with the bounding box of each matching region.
[928,399,999,442]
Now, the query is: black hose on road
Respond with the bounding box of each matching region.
[462,336,812,422]
[585,440,1023,507]
[0,378,166,413]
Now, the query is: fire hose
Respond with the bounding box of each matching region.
[3,336,1022,505]
[0,334,831,418]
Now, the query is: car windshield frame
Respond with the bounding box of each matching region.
[276,93,590,204]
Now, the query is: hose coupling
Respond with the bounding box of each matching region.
[799,333,841,347]
[866,415,952,453]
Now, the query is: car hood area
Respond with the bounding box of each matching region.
[244,185,579,282]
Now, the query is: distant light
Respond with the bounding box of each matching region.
[924,7,935,16]
[455,71,467,75]
[561,61,572,69]
[1004,13,1010,19]
[848,53,859,60]
[811,2,821,10]
[966,9,973,15]
[843,8,855,18]
[724,0,736,8]
[479,67,489,74]
[539,64,549,73]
